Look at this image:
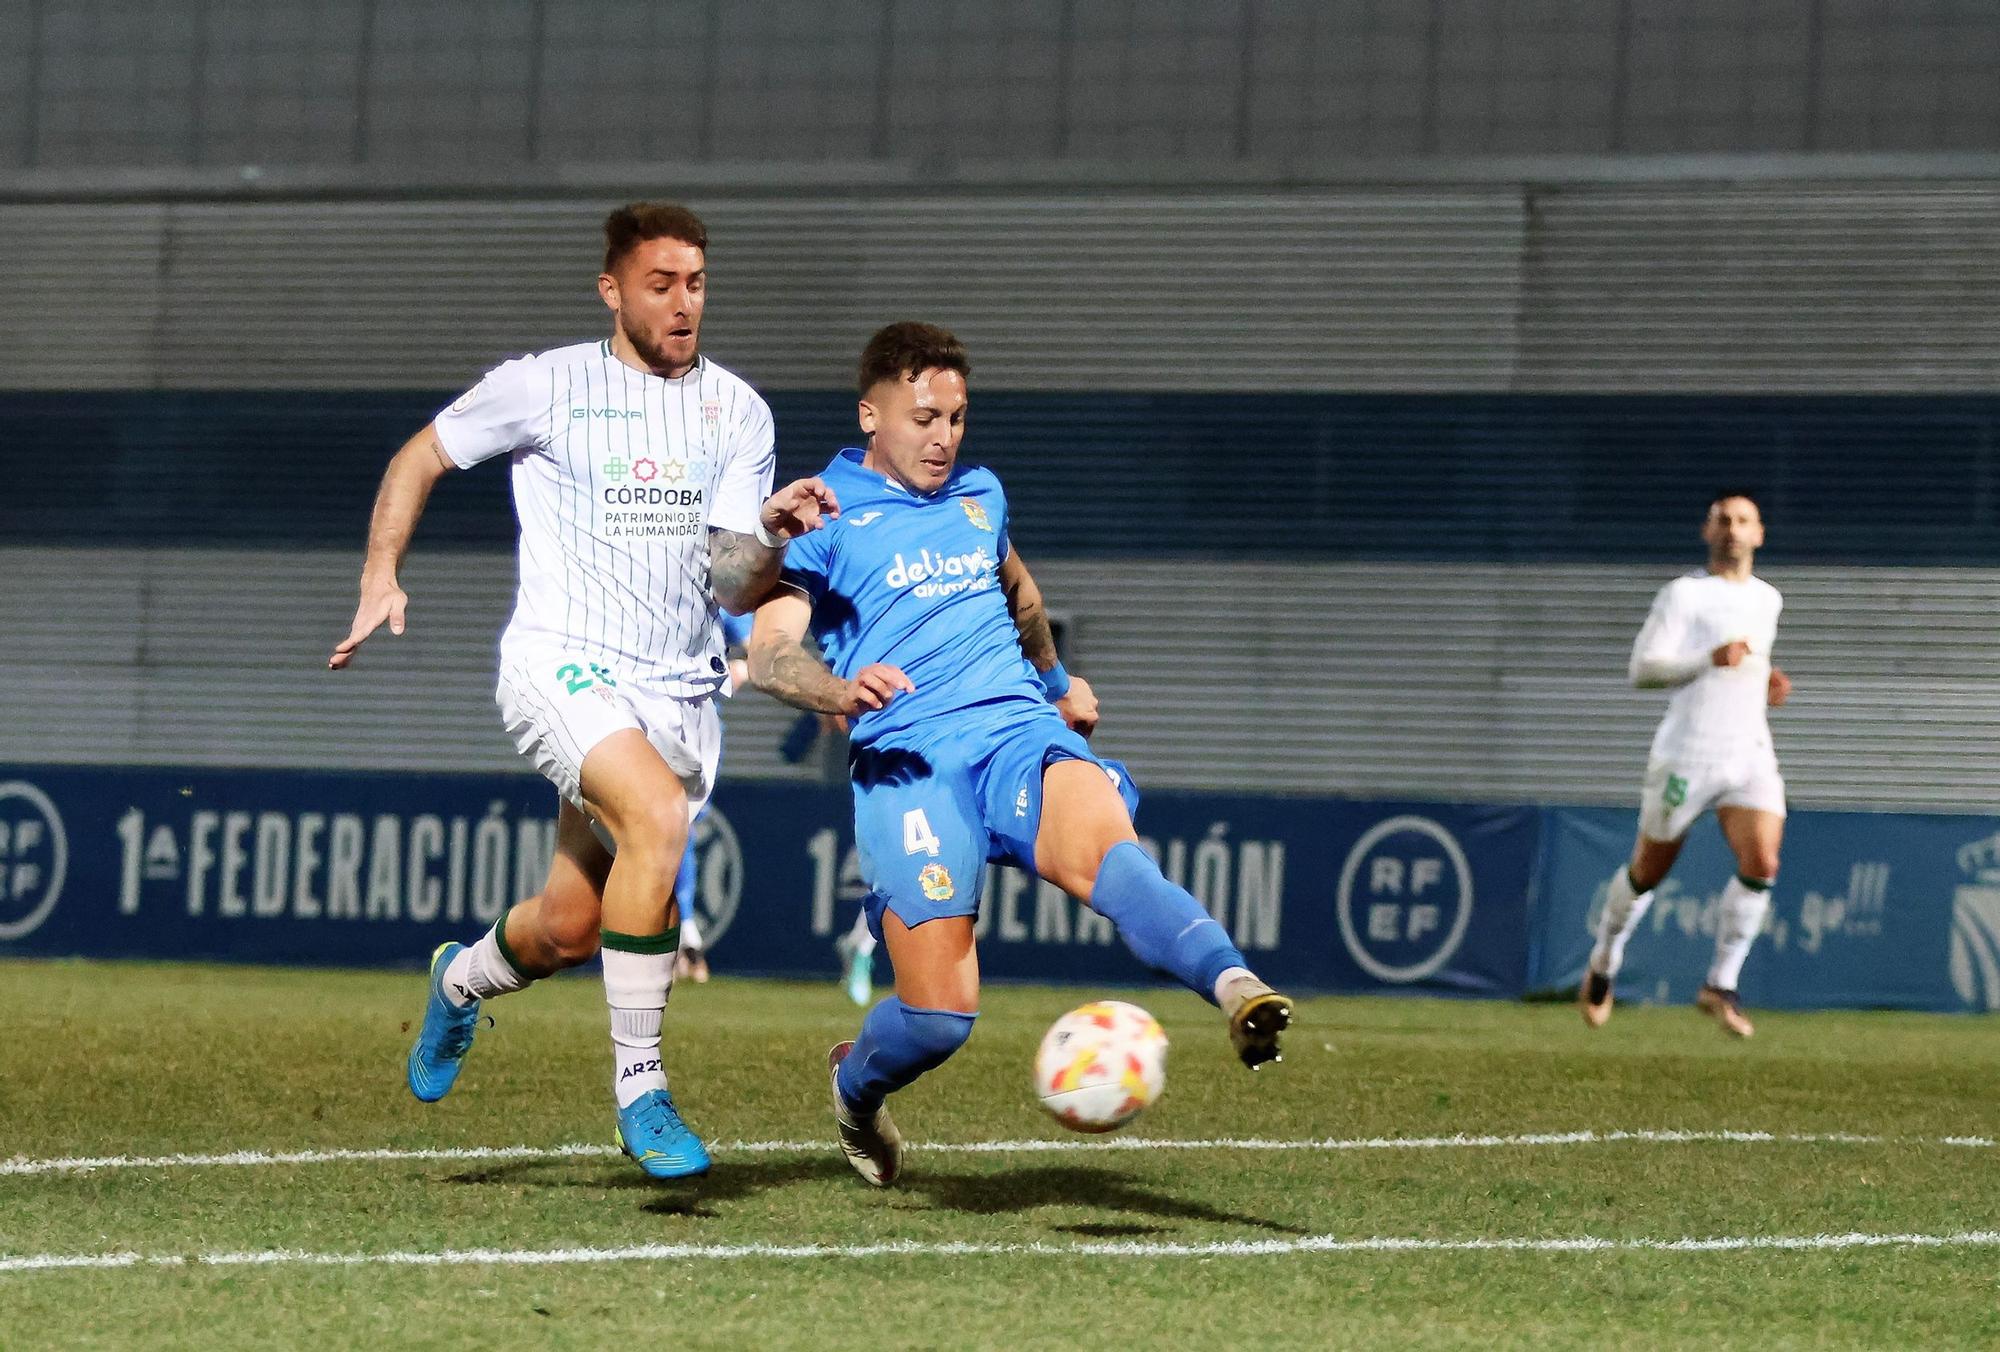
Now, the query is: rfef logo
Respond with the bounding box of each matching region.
[0,781,68,941]
[1335,814,1473,983]
[1951,831,2000,1011]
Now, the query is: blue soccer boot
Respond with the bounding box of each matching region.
[614,1088,712,1179]
[406,942,482,1102]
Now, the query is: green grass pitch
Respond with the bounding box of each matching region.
[2,959,1997,1350]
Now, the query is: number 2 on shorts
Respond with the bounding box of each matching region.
[902,808,942,857]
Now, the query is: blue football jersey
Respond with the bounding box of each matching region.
[778,448,1044,748]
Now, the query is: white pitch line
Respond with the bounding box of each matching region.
[0,1142,624,1178]
[0,1130,1987,1176]
[0,1128,1990,1179]
[4,1229,2000,1274]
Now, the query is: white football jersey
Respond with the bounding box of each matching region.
[1631,571,1784,764]
[434,340,774,693]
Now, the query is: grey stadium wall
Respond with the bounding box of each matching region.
[4,182,2000,392]
[1,179,1997,812]
[1,548,1995,812]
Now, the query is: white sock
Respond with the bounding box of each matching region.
[1588,867,1655,979]
[1212,965,1258,1005]
[680,914,704,951]
[1707,876,1771,990]
[602,946,674,1108]
[441,922,531,1007]
[845,908,877,956]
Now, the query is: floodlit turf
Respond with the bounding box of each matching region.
[2,959,1997,1350]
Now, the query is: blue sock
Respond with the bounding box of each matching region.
[835,997,977,1115]
[1090,840,1246,1005]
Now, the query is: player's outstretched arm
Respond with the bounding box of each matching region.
[329,423,455,670]
[710,477,842,613]
[747,591,913,716]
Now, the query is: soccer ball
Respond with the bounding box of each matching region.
[1034,1000,1168,1133]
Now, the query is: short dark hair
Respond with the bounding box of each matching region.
[603,202,708,273]
[1710,489,1763,517]
[858,321,970,395]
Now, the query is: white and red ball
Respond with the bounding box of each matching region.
[1034,1000,1169,1133]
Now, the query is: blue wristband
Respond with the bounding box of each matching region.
[1038,661,1072,702]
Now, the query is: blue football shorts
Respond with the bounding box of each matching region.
[848,699,1141,931]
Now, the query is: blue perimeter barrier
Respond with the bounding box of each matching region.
[1,765,1995,1013]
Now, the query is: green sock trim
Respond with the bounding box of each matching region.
[1735,874,1774,892]
[600,925,681,955]
[491,918,525,976]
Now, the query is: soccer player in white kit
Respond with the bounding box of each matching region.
[1581,492,1792,1038]
[329,203,837,1177]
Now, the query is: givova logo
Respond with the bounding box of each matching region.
[689,807,743,949]
[1950,832,2000,1010]
[1335,815,1473,983]
[0,781,68,941]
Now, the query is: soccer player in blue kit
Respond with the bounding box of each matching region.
[748,322,1293,1187]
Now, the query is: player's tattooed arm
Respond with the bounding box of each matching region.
[998,548,1059,672]
[709,476,843,612]
[708,528,783,614]
[998,548,1098,733]
[748,590,914,716]
[755,636,857,714]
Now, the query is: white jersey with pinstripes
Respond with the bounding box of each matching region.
[434,340,774,695]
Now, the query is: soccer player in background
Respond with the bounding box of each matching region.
[1580,492,1791,1038]
[749,322,1293,1187]
[329,203,837,1177]
[833,896,879,1006]
[672,608,752,984]
[775,705,882,1005]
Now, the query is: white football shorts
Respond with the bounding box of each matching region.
[1638,752,1787,843]
[496,645,721,822]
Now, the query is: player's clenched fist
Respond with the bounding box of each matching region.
[841,663,914,714]
[760,477,840,541]
[1711,638,1751,668]
[1056,674,1100,737]
[1767,668,1792,707]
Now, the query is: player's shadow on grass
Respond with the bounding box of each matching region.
[908,1165,1305,1235]
[440,1155,849,1218]
[627,1157,853,1217]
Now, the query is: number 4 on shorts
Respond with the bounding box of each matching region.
[903,808,942,857]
